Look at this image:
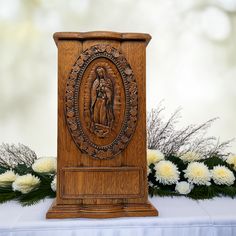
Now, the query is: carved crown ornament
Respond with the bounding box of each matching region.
[65,44,138,160]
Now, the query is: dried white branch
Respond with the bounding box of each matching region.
[0,143,37,168]
[147,105,233,157]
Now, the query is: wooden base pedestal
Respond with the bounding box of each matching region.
[46,200,158,219]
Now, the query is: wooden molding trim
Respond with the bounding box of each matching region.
[53,31,151,46]
[46,200,158,219]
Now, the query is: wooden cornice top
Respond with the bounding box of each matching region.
[53,31,151,46]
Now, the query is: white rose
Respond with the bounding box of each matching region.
[175,181,192,194]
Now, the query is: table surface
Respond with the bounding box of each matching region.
[0,197,236,236]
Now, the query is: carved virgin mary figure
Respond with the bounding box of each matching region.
[90,66,114,137]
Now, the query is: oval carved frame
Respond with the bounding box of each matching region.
[65,44,138,159]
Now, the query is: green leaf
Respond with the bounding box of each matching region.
[18,188,55,206]
[0,166,9,174]
[187,185,216,200]
[149,186,180,197]
[0,192,17,204]
[13,164,32,175]
[0,186,13,193]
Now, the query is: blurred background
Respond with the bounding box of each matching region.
[0,0,236,156]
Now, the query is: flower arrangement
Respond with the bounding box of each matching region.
[148,149,236,199]
[0,144,56,206]
[147,106,236,199]
[0,106,235,205]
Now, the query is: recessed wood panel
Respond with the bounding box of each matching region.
[61,167,143,198]
[65,44,138,160]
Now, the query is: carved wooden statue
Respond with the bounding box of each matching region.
[46,31,158,218]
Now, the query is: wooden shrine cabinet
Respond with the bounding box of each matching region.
[46,31,158,218]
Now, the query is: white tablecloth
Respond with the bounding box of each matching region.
[0,197,236,236]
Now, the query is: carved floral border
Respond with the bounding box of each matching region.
[65,44,138,159]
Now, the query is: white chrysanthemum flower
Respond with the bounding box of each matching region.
[175,181,192,195]
[12,174,40,194]
[211,165,235,186]
[0,170,17,187]
[179,151,203,162]
[32,157,57,173]
[51,175,57,192]
[154,160,180,185]
[226,154,236,171]
[184,162,211,185]
[147,149,164,165]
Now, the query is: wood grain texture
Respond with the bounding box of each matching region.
[47,199,158,219]
[46,31,158,218]
[61,167,142,198]
[65,44,138,160]
[121,41,148,204]
[53,31,151,46]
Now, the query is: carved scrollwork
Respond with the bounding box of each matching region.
[65,44,138,159]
